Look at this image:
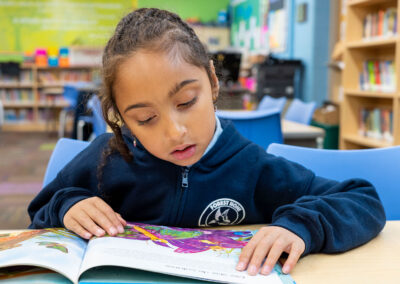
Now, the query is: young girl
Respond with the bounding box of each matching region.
[28,8,385,277]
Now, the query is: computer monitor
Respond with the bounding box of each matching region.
[210,51,241,85]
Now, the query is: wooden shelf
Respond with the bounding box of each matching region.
[36,65,101,70]
[342,134,393,148]
[37,101,69,108]
[3,102,36,108]
[348,0,398,7]
[347,37,397,48]
[0,83,34,88]
[2,64,99,132]
[340,0,400,149]
[345,90,397,98]
[2,122,47,132]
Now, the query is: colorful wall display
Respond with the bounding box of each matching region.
[0,0,136,52]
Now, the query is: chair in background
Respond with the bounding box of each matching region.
[217,109,283,149]
[58,82,98,138]
[284,98,316,125]
[257,95,287,112]
[77,95,107,141]
[267,143,400,220]
[43,138,90,187]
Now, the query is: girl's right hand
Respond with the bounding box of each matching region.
[63,196,127,239]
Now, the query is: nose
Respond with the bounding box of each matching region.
[164,115,187,142]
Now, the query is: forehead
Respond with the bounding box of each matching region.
[117,51,204,85]
[114,51,207,104]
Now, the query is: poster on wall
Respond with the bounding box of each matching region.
[230,0,269,53]
[0,0,135,52]
[268,0,287,53]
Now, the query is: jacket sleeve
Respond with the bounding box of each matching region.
[28,134,112,229]
[255,154,386,256]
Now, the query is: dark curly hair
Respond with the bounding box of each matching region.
[97,8,217,190]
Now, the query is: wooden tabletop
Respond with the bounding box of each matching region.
[232,221,400,283]
[282,120,325,139]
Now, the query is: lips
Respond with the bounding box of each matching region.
[171,144,196,160]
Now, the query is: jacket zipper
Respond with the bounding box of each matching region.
[173,167,189,224]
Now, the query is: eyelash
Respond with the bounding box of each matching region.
[178,97,197,108]
[137,97,197,125]
[138,116,155,125]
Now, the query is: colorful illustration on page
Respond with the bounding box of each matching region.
[99,223,254,254]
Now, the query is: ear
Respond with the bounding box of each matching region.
[209,60,219,102]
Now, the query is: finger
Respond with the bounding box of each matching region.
[93,199,125,234]
[246,237,274,276]
[65,218,93,239]
[84,206,118,236]
[236,229,267,271]
[281,243,304,274]
[261,240,287,275]
[116,213,127,227]
[74,210,106,237]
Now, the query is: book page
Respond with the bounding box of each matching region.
[0,229,87,283]
[79,223,288,284]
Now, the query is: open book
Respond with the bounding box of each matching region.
[0,223,294,284]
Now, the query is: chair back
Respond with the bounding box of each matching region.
[285,98,316,125]
[43,138,90,186]
[267,143,400,220]
[217,109,283,149]
[63,82,95,109]
[87,95,107,137]
[257,96,287,112]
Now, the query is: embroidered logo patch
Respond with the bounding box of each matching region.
[198,198,245,227]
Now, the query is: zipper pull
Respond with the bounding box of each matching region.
[181,167,189,188]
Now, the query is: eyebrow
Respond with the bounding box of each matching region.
[123,79,198,113]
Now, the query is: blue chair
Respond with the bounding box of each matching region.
[43,138,90,186]
[267,143,400,220]
[77,95,107,141]
[257,95,287,112]
[217,109,283,149]
[58,82,97,138]
[285,98,316,125]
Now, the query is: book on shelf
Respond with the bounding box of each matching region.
[363,8,397,40]
[3,109,34,124]
[359,60,395,92]
[0,223,294,284]
[0,89,34,103]
[359,107,393,142]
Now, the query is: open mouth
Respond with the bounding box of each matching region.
[171,144,196,160]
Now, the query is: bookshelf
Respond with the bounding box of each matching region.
[340,0,400,149]
[0,65,99,132]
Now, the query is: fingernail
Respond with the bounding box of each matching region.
[109,227,117,235]
[84,232,92,239]
[248,265,257,275]
[282,264,290,274]
[261,265,271,275]
[118,225,124,233]
[236,262,246,271]
[96,228,105,236]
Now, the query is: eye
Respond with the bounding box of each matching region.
[137,115,156,125]
[178,97,197,109]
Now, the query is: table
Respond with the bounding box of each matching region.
[282,120,325,148]
[1,221,399,283]
[231,221,400,284]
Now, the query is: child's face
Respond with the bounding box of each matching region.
[114,50,218,166]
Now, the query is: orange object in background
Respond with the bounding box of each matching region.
[35,49,47,67]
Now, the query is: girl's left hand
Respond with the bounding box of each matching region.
[236,226,305,276]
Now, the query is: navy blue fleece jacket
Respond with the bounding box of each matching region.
[28,119,386,255]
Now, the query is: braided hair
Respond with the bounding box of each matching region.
[97,8,216,190]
